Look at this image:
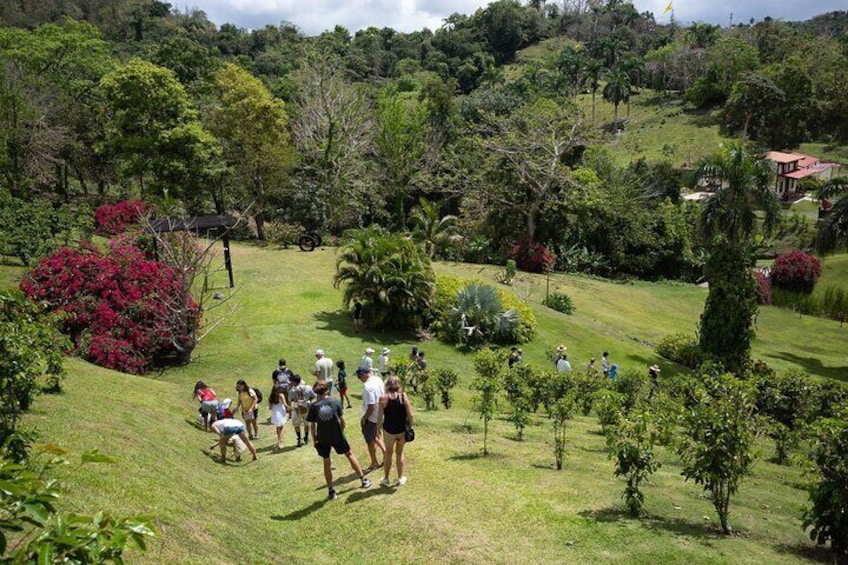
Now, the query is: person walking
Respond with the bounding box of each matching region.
[556,354,572,373]
[360,348,375,370]
[336,359,352,409]
[353,298,364,333]
[648,364,661,398]
[357,365,385,470]
[234,380,259,440]
[307,381,372,500]
[289,374,317,447]
[268,386,290,450]
[378,376,414,487]
[210,418,258,464]
[272,358,293,396]
[378,347,391,378]
[601,352,611,379]
[311,349,334,389]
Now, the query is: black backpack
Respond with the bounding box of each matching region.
[252,387,263,404]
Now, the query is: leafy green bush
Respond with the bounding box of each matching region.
[503,365,535,440]
[434,368,459,409]
[264,221,303,248]
[0,292,66,429]
[678,374,759,534]
[754,370,816,464]
[611,370,649,414]
[607,410,662,517]
[433,274,536,346]
[656,332,704,369]
[0,197,91,266]
[804,417,848,557]
[543,291,575,315]
[594,389,624,433]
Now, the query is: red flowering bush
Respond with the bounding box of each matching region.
[20,243,199,374]
[771,251,822,295]
[93,200,149,237]
[754,271,771,305]
[509,238,556,273]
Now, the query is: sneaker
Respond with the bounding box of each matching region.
[361,478,372,488]
[398,476,407,486]
[304,435,309,443]
[328,489,337,500]
[380,477,390,487]
[296,439,303,447]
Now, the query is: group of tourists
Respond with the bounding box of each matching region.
[192,346,416,500]
[507,345,620,380]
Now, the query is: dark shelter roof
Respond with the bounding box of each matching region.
[147,215,237,234]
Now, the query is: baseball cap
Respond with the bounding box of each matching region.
[356,365,371,375]
[365,347,375,354]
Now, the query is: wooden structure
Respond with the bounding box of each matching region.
[147,215,238,288]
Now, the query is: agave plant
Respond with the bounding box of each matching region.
[446,284,518,347]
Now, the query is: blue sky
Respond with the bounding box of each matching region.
[182,0,847,34]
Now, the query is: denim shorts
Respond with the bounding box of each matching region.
[221,424,246,437]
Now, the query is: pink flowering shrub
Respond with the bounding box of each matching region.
[754,271,771,305]
[509,238,556,273]
[771,251,822,295]
[93,200,149,237]
[20,243,199,374]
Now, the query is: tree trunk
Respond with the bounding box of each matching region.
[255,212,266,241]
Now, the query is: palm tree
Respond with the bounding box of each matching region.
[694,142,779,373]
[334,226,436,330]
[602,67,631,125]
[583,57,604,124]
[816,178,848,254]
[409,197,458,258]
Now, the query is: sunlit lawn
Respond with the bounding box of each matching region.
[10,244,848,563]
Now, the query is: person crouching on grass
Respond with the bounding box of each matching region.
[306,381,371,500]
[210,418,258,464]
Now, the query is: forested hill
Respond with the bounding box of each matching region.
[1,1,847,281]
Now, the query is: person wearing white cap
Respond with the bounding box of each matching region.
[377,347,391,377]
[360,348,374,370]
[312,349,334,386]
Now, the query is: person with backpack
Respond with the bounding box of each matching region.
[234,380,260,440]
[288,374,317,447]
[306,381,371,500]
[272,358,293,395]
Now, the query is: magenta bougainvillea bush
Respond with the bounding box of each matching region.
[20,242,198,374]
[509,238,556,273]
[93,200,149,237]
[771,251,822,295]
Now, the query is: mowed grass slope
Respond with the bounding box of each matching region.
[12,244,848,564]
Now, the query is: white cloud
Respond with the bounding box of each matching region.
[188,0,848,34]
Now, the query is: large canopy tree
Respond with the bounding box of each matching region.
[816,178,848,255]
[694,142,778,373]
[208,62,296,238]
[473,97,590,243]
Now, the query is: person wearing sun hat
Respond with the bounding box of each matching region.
[377,347,391,377]
[648,364,661,398]
[360,348,375,370]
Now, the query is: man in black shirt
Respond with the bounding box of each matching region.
[306,381,372,499]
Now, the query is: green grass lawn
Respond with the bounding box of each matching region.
[9,244,848,563]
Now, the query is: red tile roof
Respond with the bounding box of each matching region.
[798,156,819,168]
[765,151,808,164]
[782,168,817,179]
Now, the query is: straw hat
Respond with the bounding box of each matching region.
[649,364,661,373]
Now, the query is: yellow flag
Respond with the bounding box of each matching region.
[663,0,673,14]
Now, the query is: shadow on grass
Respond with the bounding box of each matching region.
[579,508,719,541]
[312,310,418,343]
[256,444,298,454]
[769,352,848,382]
[346,487,395,503]
[271,498,329,521]
[773,542,835,564]
[312,471,363,491]
[530,462,556,470]
[448,452,506,461]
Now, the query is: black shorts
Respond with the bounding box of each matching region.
[315,438,351,459]
[361,420,378,443]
